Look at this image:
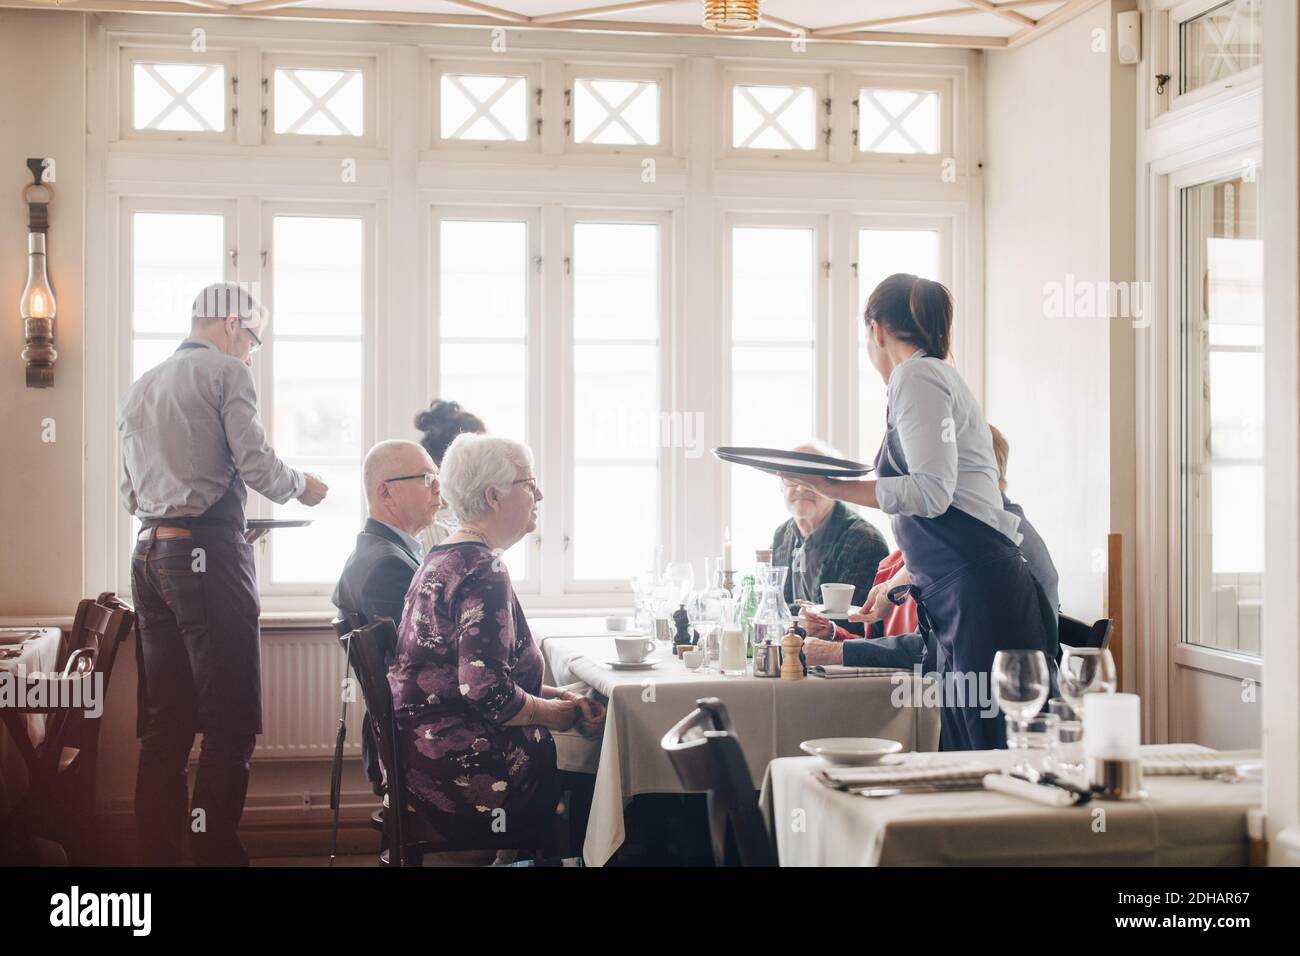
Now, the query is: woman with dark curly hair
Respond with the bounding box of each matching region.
[414,399,486,547]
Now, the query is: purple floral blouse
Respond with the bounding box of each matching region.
[388,542,556,835]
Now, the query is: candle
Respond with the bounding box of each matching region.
[1083,693,1141,760]
[723,527,733,571]
[720,627,746,674]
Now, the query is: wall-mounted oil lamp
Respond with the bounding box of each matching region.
[21,157,57,388]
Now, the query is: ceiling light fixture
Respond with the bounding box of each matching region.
[703,0,761,33]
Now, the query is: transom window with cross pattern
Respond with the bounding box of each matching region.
[132,62,227,133]
[1181,0,1262,94]
[273,68,364,136]
[857,88,940,155]
[732,83,816,151]
[440,73,529,141]
[573,78,660,146]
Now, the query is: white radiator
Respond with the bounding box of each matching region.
[255,630,363,760]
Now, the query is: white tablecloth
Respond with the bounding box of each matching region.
[541,634,942,866]
[0,628,63,815]
[760,745,1261,866]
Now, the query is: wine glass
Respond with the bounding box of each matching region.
[1058,646,1117,719]
[992,650,1050,774]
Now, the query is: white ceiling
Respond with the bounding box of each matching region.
[16,0,1094,48]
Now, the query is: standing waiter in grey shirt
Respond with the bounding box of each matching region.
[118,282,328,866]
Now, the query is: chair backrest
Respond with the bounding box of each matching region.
[345,618,413,865]
[661,698,776,867]
[1058,614,1114,652]
[60,594,136,755]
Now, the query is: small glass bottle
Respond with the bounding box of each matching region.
[736,574,758,659]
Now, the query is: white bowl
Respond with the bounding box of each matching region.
[799,737,903,767]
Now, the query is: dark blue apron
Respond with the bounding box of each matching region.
[876,386,1056,751]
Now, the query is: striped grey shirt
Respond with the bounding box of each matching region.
[118,339,304,520]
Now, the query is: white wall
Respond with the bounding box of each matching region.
[984,2,1133,624]
[0,10,86,616]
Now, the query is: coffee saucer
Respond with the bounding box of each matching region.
[604,657,660,670]
[804,604,863,622]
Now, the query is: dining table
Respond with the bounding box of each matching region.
[0,627,63,816]
[536,627,942,867]
[760,743,1263,866]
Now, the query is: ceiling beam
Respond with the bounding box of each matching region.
[438,0,530,24]
[532,1,678,26]
[812,7,981,38]
[760,14,812,36]
[232,0,308,12]
[961,0,1036,28]
[1007,0,1108,48]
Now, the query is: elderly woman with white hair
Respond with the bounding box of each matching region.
[388,433,604,845]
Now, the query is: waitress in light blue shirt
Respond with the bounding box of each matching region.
[789,274,1056,751]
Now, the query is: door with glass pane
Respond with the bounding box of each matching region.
[1170,157,1264,747]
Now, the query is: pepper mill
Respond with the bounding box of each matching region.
[672,604,694,656]
[779,624,805,681]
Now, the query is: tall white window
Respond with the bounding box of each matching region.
[434,214,534,583]
[729,224,818,566]
[569,218,663,584]
[855,228,943,461]
[265,213,368,588]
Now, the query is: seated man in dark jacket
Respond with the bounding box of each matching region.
[333,439,441,792]
[771,442,890,637]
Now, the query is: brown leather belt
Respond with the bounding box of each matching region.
[138,527,194,541]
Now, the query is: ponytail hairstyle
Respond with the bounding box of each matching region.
[863,273,954,361]
[414,399,487,467]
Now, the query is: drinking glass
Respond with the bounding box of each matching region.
[1006,713,1059,779]
[664,561,695,606]
[992,650,1050,773]
[1058,646,1117,719]
[1049,698,1085,780]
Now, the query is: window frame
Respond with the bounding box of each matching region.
[562,208,673,594]
[262,52,378,148]
[721,212,830,549]
[722,69,831,162]
[119,46,239,144]
[562,64,673,156]
[429,57,543,153]
[429,205,543,594]
[253,201,378,599]
[850,74,953,171]
[1158,0,1264,118]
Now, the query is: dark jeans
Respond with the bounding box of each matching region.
[131,528,262,866]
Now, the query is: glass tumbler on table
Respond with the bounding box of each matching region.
[992,649,1051,777]
[1048,698,1085,780]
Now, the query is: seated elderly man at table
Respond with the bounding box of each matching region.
[334,439,441,794]
[388,433,604,846]
[772,441,889,636]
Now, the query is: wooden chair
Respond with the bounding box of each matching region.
[343,618,559,866]
[328,611,366,864]
[0,593,136,859]
[661,697,776,867]
[1057,614,1114,653]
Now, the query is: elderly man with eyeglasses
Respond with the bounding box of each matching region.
[333,439,442,794]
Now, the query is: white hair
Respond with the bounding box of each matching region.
[362,439,430,500]
[439,433,534,522]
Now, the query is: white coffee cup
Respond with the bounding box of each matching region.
[821,583,855,614]
[614,635,656,663]
[682,649,704,670]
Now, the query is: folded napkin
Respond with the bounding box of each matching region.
[1140,749,1262,776]
[817,756,1001,789]
[809,664,908,679]
[0,629,43,646]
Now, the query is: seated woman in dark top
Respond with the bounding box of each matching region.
[388,433,603,843]
[771,442,890,637]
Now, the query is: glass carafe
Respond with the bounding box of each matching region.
[751,565,792,653]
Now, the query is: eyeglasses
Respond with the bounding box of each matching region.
[512,477,540,496]
[241,323,263,355]
[386,472,438,488]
